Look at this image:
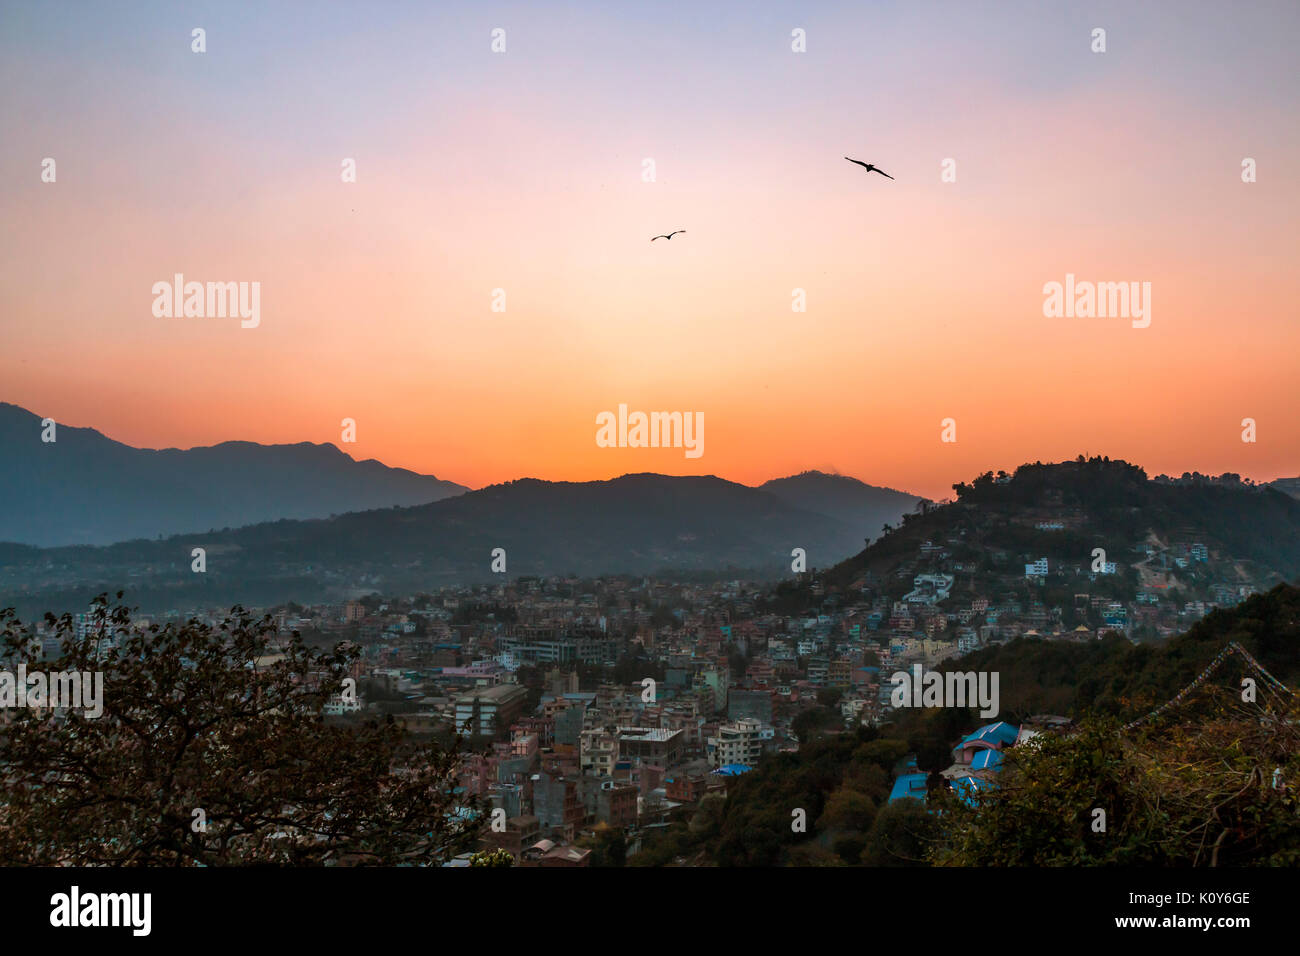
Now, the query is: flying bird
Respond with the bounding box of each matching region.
[651,230,686,241]
[844,157,894,179]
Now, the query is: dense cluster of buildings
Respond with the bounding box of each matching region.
[22,516,1262,864]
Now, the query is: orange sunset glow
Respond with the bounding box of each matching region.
[2,1,1296,500]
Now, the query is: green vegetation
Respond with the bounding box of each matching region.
[824,457,1300,599]
[468,847,515,867]
[695,583,1300,866]
[933,705,1300,866]
[944,582,1300,719]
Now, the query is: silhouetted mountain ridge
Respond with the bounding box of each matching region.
[760,471,922,540]
[0,402,469,546]
[0,471,918,614]
[1271,477,1300,500]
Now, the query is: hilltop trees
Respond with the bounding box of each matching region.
[0,593,483,865]
[952,457,1149,505]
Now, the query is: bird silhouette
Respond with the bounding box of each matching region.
[844,157,894,179]
[651,230,686,241]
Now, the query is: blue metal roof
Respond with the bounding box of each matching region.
[970,749,1004,771]
[712,763,752,776]
[958,721,1019,747]
[888,772,929,803]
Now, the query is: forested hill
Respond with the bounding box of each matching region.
[946,581,1300,720]
[823,457,1300,595]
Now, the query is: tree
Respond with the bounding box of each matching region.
[688,792,727,839]
[591,826,628,867]
[469,848,514,867]
[0,593,485,865]
[816,686,844,708]
[931,704,1300,866]
[860,798,938,866]
[717,825,782,867]
[791,706,838,742]
[816,787,877,834]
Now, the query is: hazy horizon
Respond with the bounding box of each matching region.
[3,398,1287,504]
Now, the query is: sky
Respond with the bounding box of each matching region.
[2,0,1297,501]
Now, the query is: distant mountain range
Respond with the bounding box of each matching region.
[0,402,469,546]
[7,403,1293,619]
[759,471,919,539]
[0,470,923,615]
[0,402,925,613]
[1271,477,1300,500]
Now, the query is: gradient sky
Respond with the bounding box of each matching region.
[2,0,1297,500]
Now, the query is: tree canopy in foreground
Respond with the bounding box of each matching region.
[0,593,483,865]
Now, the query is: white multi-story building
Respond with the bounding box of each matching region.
[708,717,764,767]
[580,728,618,777]
[323,693,364,716]
[1025,557,1049,578]
[904,573,955,604]
[454,684,529,738]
